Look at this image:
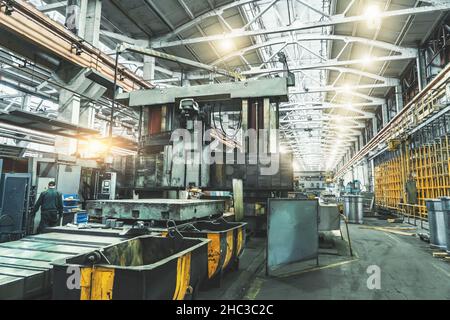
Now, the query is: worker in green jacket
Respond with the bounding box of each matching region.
[34,181,63,233]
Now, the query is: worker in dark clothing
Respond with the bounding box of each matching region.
[34,181,63,233]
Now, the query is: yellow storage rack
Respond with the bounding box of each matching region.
[374,150,404,211]
[374,112,450,220]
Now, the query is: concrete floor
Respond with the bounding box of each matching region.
[204,217,450,300]
[197,237,266,300]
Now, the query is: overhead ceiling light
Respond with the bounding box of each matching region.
[79,139,108,156]
[341,84,352,94]
[364,5,382,29]
[219,38,234,51]
[361,55,373,66]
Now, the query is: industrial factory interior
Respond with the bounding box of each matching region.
[0,0,450,303]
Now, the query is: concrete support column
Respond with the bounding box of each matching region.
[66,0,102,47]
[79,0,102,47]
[372,116,378,137]
[57,92,81,156]
[395,85,404,112]
[65,0,81,35]
[359,133,364,151]
[143,56,156,82]
[59,92,81,125]
[362,159,370,191]
[182,71,191,87]
[55,68,107,155]
[370,158,375,193]
[382,103,389,127]
[416,48,426,91]
[21,94,29,111]
[80,102,96,128]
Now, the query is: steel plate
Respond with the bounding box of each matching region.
[267,198,319,274]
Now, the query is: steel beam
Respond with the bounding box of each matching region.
[151,4,450,48]
[245,54,416,76]
[326,67,398,83]
[289,82,397,94]
[280,116,371,123]
[154,0,258,43]
[243,0,279,30]
[296,0,330,18]
[280,103,374,118]
[186,65,399,84]
[37,1,67,13]
[100,30,147,46]
[174,0,223,61]
[211,35,416,66]
[116,43,241,80]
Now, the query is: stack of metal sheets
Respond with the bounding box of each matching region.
[0,230,127,299]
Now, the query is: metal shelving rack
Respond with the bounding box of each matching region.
[374,150,403,210]
[61,194,88,225]
[374,111,450,220]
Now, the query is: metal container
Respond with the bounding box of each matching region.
[343,195,363,224]
[175,219,246,282]
[425,199,447,250]
[52,235,209,300]
[0,229,130,300]
[438,197,450,253]
[318,202,341,231]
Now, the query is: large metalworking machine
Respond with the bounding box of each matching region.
[118,78,292,193]
[74,44,294,229]
[108,77,293,227]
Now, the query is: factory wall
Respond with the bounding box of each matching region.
[374,112,450,219]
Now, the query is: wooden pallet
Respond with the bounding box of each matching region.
[359,226,416,236]
[432,251,449,259]
[387,218,403,223]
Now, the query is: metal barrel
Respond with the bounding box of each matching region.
[318,202,341,231]
[440,197,450,253]
[343,195,363,224]
[51,235,209,300]
[425,199,447,250]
